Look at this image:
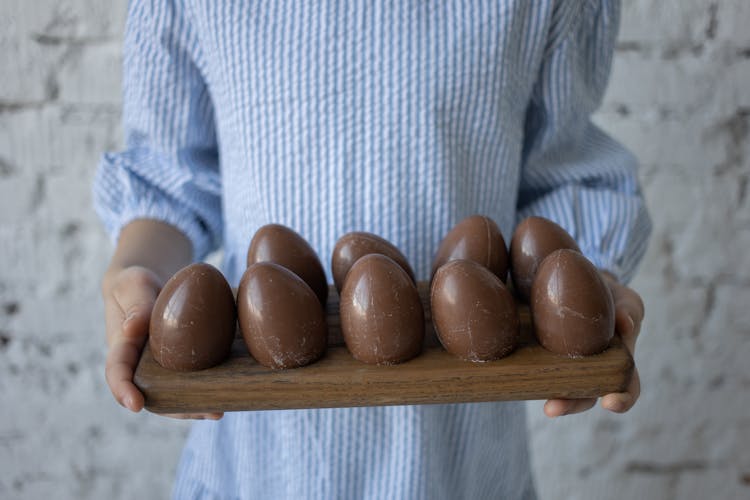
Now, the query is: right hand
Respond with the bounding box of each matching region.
[102,265,223,420]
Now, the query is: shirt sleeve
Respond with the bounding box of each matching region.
[517,0,652,284]
[92,0,221,261]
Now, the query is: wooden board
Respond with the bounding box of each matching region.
[134,282,633,413]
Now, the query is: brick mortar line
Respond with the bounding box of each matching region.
[30,34,120,47]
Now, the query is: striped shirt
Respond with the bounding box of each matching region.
[93,1,651,498]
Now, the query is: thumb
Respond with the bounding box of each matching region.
[111,267,162,344]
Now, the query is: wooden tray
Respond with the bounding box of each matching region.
[134,282,633,413]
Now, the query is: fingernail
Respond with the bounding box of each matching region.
[124,395,134,411]
[608,402,624,412]
[544,402,554,417]
[546,402,567,418]
[628,315,635,333]
[607,396,630,412]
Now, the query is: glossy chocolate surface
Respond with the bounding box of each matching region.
[149,263,236,371]
[431,215,509,283]
[530,249,614,357]
[246,224,328,306]
[431,259,519,362]
[510,216,581,302]
[331,232,415,292]
[237,262,327,369]
[339,254,424,365]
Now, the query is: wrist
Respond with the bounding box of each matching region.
[110,219,192,279]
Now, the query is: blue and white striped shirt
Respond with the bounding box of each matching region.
[94,1,651,498]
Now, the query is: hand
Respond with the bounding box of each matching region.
[543,272,645,417]
[101,265,223,420]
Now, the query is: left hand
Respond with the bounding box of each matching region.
[543,271,645,417]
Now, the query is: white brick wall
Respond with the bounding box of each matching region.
[1,1,748,499]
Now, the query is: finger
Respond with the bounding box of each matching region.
[614,307,638,354]
[601,366,641,413]
[104,298,125,347]
[105,339,146,412]
[121,301,154,343]
[102,268,162,412]
[543,398,597,418]
[158,413,224,420]
[111,273,160,343]
[610,284,644,327]
[609,288,644,355]
[104,300,142,411]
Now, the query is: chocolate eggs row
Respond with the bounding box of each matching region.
[149,216,617,373]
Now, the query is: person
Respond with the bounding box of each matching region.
[95,1,651,498]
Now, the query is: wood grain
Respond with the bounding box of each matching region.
[134,282,633,413]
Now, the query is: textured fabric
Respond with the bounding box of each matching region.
[171,403,538,500]
[93,1,652,499]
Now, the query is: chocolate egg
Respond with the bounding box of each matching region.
[246,224,328,306]
[431,259,519,362]
[510,216,581,302]
[149,263,236,371]
[340,254,424,364]
[237,262,327,369]
[431,215,509,283]
[530,249,614,357]
[331,232,415,293]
